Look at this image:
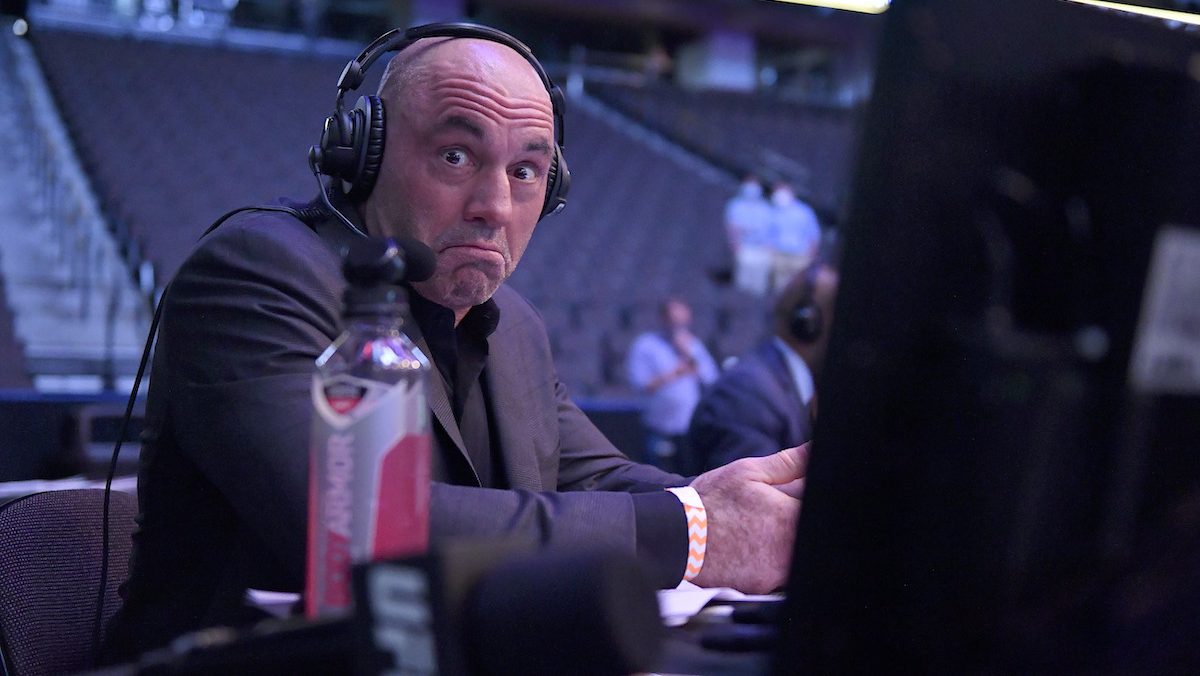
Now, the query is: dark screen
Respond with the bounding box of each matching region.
[775,1,1200,672]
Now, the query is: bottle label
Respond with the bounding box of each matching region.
[306,373,431,618]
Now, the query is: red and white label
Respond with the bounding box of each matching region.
[305,374,430,618]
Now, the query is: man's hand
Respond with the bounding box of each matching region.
[669,331,694,356]
[673,359,698,378]
[689,443,810,594]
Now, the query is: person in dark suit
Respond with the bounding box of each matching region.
[105,25,807,661]
[687,264,838,471]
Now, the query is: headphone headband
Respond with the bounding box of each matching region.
[337,23,540,92]
[313,21,570,217]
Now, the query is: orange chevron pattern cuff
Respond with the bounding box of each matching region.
[666,486,707,582]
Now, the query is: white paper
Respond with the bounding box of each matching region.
[656,580,783,627]
[245,589,302,619]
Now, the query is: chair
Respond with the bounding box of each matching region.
[0,489,138,676]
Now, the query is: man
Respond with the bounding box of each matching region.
[724,174,774,296]
[687,264,838,471]
[626,297,719,474]
[769,181,821,291]
[105,28,805,660]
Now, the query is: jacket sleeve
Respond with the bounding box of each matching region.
[548,387,691,587]
[430,482,687,588]
[686,365,790,471]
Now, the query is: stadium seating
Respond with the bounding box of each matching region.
[31,28,775,397]
[0,32,35,390]
[587,81,860,218]
[31,30,333,281]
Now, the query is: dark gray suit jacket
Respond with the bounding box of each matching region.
[105,200,688,660]
[686,340,813,471]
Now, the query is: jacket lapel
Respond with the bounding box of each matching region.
[413,334,479,484]
[768,342,811,443]
[484,327,544,491]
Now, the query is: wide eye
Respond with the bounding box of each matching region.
[443,149,466,166]
[512,165,537,181]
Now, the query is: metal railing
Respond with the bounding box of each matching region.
[3,27,150,388]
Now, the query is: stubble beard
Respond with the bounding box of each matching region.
[412,262,504,311]
[414,226,517,312]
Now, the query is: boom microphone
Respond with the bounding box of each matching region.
[463,549,664,676]
[397,237,436,282]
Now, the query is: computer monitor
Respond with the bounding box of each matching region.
[776,0,1200,671]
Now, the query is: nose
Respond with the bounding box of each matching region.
[463,167,513,229]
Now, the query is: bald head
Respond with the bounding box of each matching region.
[376,37,552,128]
[359,34,558,323]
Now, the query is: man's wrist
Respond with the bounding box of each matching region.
[666,486,707,582]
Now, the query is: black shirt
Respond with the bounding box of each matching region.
[407,289,506,488]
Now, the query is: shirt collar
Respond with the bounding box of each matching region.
[773,336,815,406]
[408,287,501,344]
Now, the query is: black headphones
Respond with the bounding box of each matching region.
[309,22,570,220]
[788,265,825,344]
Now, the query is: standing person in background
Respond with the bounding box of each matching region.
[627,297,719,474]
[769,181,821,292]
[724,174,775,296]
[686,264,838,471]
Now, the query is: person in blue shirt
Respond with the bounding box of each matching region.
[769,181,822,291]
[627,297,719,474]
[725,174,775,296]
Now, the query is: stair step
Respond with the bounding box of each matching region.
[0,29,150,386]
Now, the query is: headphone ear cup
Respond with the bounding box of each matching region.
[344,95,386,202]
[790,304,823,344]
[540,145,570,220]
[313,110,355,180]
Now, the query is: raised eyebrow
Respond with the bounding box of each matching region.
[435,115,484,139]
[524,139,552,155]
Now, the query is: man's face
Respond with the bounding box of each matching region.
[362,40,556,315]
[664,300,692,330]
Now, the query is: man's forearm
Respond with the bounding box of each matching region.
[430,482,689,589]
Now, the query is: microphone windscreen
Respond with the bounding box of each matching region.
[398,237,437,282]
[342,237,403,287]
[464,548,664,676]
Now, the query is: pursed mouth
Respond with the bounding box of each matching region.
[441,243,504,258]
